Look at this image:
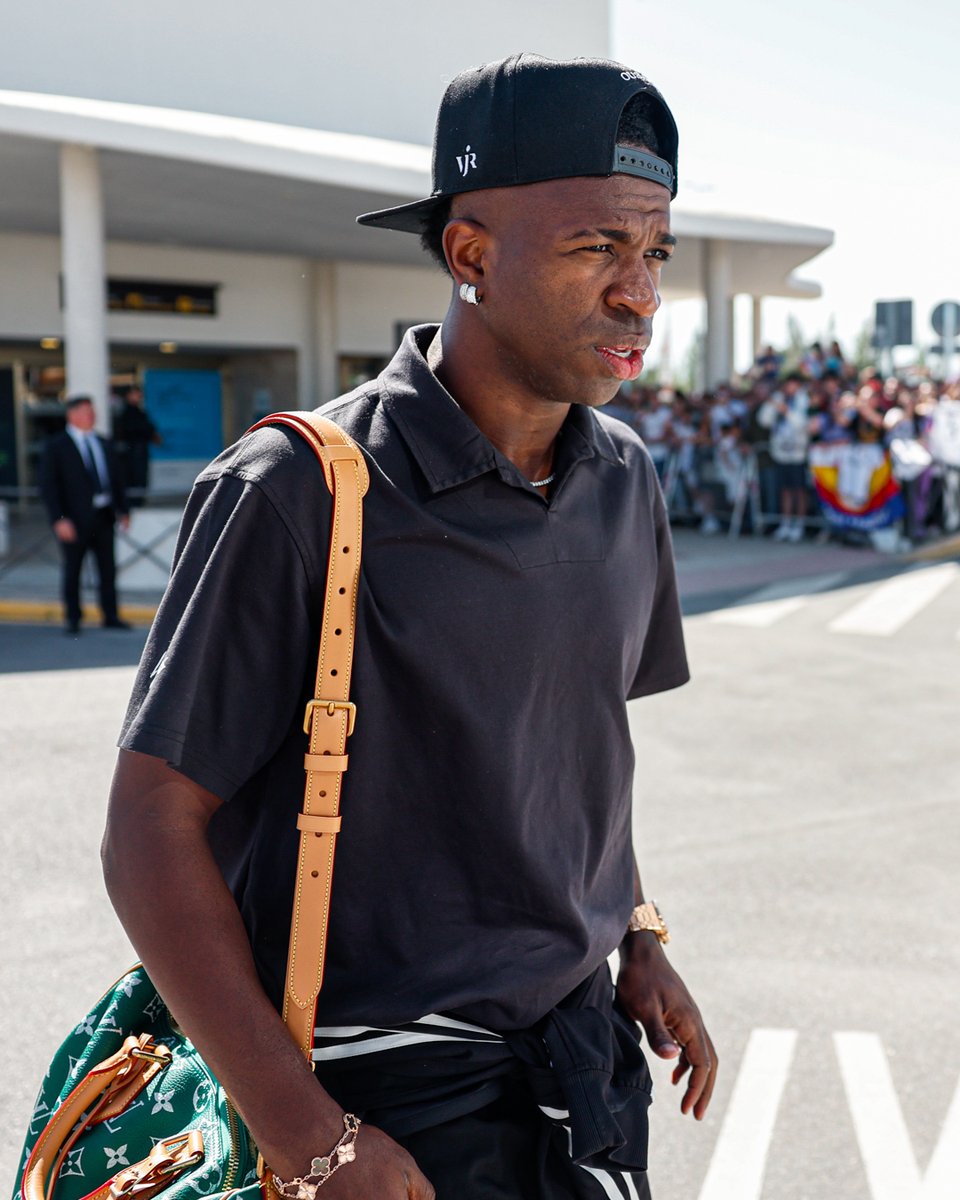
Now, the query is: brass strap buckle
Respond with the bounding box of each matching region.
[110,1131,204,1197]
[304,699,357,738]
[129,1044,172,1065]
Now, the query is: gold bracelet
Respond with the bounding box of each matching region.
[272,1114,361,1198]
[627,901,670,944]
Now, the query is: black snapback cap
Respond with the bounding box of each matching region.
[357,52,679,234]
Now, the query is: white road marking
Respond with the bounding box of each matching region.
[835,1031,960,1199]
[828,563,959,637]
[708,573,848,627]
[697,1028,797,1200]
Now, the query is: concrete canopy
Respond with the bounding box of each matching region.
[0,89,832,297]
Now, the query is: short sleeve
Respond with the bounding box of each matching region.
[627,476,690,700]
[119,466,326,800]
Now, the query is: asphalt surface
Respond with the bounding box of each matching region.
[631,559,959,1200]
[3,554,959,1198]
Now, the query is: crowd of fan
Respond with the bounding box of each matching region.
[607,339,960,547]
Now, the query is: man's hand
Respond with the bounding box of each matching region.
[53,517,77,543]
[616,934,718,1120]
[118,514,131,532]
[314,1125,434,1200]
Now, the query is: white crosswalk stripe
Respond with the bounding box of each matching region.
[827,562,959,637]
[682,1030,960,1200]
[834,1032,960,1200]
[702,562,960,639]
[708,572,848,628]
[697,1029,797,1200]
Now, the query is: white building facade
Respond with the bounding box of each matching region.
[0,0,831,496]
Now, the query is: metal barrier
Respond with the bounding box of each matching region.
[0,489,188,592]
[660,445,814,539]
[661,443,960,543]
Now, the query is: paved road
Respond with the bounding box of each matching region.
[3,557,959,1197]
[632,559,959,1200]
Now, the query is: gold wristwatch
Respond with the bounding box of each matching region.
[627,902,670,944]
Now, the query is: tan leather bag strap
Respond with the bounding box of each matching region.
[21,414,366,1200]
[245,411,369,1058]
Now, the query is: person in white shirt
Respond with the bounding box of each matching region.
[638,395,673,479]
[758,375,811,542]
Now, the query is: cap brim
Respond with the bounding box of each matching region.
[356,194,447,234]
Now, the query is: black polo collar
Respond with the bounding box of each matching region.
[378,325,623,496]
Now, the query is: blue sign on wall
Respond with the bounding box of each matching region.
[144,369,222,462]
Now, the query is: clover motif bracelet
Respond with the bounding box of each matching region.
[272,1114,361,1198]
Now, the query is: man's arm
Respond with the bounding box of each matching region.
[39,438,77,542]
[102,749,434,1199]
[615,857,718,1120]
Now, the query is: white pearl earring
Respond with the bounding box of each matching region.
[458,283,481,306]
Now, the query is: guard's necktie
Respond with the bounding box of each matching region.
[81,435,107,494]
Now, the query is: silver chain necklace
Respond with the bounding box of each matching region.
[528,473,556,488]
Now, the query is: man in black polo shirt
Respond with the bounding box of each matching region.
[104,54,716,1200]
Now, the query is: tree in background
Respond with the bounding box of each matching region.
[676,329,705,393]
[783,314,806,373]
[852,321,877,373]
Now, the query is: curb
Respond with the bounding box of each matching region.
[0,600,157,627]
[905,532,960,563]
[1,537,956,627]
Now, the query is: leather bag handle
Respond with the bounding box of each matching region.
[21,1035,177,1200]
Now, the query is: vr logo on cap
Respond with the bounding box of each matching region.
[456,145,477,177]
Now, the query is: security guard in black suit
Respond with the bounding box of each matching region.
[40,395,131,634]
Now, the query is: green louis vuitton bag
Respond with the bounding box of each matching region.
[15,966,258,1200]
[13,413,369,1200]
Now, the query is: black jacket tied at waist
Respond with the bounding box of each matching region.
[315,965,652,1173]
[508,997,653,1170]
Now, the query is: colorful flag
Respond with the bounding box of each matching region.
[808,443,904,530]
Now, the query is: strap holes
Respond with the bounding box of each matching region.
[323,750,331,755]
[342,546,350,553]
[330,668,338,676]
[311,870,319,878]
[319,790,327,797]
[334,628,342,636]
[338,587,346,595]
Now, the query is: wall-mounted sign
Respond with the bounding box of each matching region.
[106,278,219,315]
[144,369,223,462]
[58,278,220,316]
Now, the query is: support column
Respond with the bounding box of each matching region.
[726,296,736,381]
[703,239,733,388]
[310,261,338,405]
[752,295,763,357]
[59,144,110,432]
[298,259,317,410]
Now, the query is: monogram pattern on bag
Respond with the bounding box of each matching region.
[16,968,260,1200]
[104,1146,130,1169]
